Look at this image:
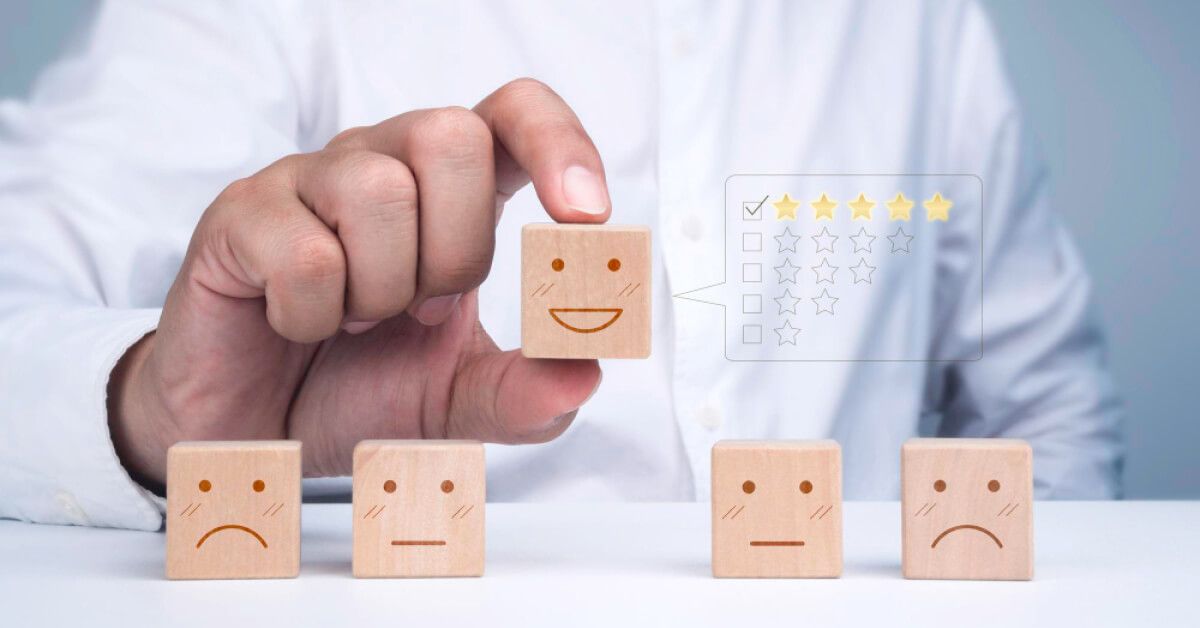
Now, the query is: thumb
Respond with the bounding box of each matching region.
[446,346,602,443]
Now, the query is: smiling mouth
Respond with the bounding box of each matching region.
[196,524,267,549]
[931,524,1003,549]
[548,308,623,333]
[750,540,805,547]
[391,540,447,546]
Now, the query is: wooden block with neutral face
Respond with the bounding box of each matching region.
[165,441,301,580]
[902,438,1034,580]
[521,223,651,359]
[353,440,485,578]
[711,440,843,578]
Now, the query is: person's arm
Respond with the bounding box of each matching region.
[924,1,1123,498]
[0,1,304,529]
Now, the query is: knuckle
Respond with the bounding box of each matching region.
[330,150,418,209]
[410,107,493,163]
[497,77,556,103]
[325,125,369,149]
[283,233,345,287]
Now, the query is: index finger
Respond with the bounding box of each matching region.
[473,78,611,222]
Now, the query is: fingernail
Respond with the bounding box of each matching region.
[561,165,609,215]
[414,293,461,326]
[341,320,380,334]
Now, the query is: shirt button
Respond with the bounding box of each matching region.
[695,403,722,430]
[680,215,704,242]
[55,490,90,525]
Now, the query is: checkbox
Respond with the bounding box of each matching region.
[742,198,766,221]
[743,324,762,344]
[742,233,762,252]
[742,294,762,314]
[742,263,762,283]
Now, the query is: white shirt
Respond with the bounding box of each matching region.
[0,0,1122,531]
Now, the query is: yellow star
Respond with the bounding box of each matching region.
[848,193,875,221]
[810,193,837,221]
[886,193,913,221]
[773,193,800,220]
[924,192,953,221]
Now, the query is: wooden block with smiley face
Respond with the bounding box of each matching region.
[711,440,843,578]
[902,438,1034,580]
[521,223,651,359]
[352,440,485,578]
[165,441,301,580]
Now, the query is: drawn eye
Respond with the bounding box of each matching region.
[383,480,396,493]
[742,480,756,494]
[988,479,1000,492]
[551,258,565,271]
[799,480,813,494]
[607,258,621,271]
[934,479,946,492]
[252,480,265,492]
[441,480,455,494]
[198,479,212,492]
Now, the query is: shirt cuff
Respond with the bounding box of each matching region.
[0,307,164,530]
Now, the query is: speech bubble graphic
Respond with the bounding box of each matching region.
[674,174,983,362]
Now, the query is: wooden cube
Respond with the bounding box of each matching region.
[165,441,301,580]
[711,440,842,578]
[901,438,1034,580]
[521,223,651,359]
[352,440,485,578]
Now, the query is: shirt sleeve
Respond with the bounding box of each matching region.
[0,0,312,529]
[924,1,1124,498]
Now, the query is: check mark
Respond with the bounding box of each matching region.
[744,195,768,220]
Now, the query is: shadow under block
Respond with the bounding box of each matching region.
[353,440,485,578]
[165,441,301,580]
[711,440,843,578]
[521,223,651,359]
[901,438,1034,580]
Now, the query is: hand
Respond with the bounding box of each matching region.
[107,79,609,486]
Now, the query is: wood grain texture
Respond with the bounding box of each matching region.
[353,440,485,578]
[712,440,842,578]
[165,441,301,580]
[901,438,1033,580]
[521,223,651,359]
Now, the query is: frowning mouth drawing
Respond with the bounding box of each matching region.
[548,308,623,333]
[931,524,1003,549]
[196,524,267,549]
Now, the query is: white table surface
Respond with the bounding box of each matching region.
[2,501,1197,627]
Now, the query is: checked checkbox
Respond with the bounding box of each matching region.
[742,196,768,221]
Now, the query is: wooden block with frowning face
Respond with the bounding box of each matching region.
[712,440,843,578]
[353,440,485,578]
[166,441,301,580]
[902,438,1034,580]
[521,223,651,359]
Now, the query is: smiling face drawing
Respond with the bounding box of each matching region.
[521,224,651,359]
[711,441,843,578]
[901,438,1033,580]
[165,441,301,580]
[352,440,485,578]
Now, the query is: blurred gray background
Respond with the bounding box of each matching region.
[2,1,1196,498]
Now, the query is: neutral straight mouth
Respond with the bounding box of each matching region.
[391,540,447,546]
[750,540,805,547]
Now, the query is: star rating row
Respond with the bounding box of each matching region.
[775,226,914,255]
[773,256,878,285]
[772,192,952,222]
[773,288,840,318]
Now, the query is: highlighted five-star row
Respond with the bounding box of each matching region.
[771,192,952,222]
